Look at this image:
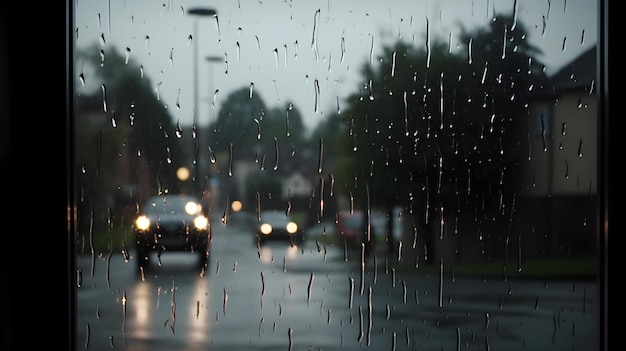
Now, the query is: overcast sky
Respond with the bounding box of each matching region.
[74,0,598,131]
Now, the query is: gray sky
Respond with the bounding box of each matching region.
[74,0,598,131]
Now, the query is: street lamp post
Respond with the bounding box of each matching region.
[187,6,217,192]
[205,55,222,127]
[187,7,217,126]
[204,55,223,214]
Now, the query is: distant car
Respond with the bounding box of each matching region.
[133,194,211,271]
[336,210,365,248]
[255,210,303,245]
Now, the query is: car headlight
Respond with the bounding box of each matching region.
[260,223,272,235]
[185,201,201,215]
[286,222,298,234]
[135,215,151,231]
[193,215,209,230]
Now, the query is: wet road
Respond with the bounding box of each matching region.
[76,221,599,350]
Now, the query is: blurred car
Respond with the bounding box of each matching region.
[133,194,211,271]
[336,210,365,248]
[255,210,303,245]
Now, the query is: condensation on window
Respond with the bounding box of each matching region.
[73,1,600,350]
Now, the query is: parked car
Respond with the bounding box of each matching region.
[336,210,365,249]
[133,194,211,271]
[255,210,303,246]
[336,210,379,252]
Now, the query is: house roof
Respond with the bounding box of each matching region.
[527,45,596,99]
[549,45,597,92]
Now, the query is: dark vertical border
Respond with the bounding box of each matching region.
[0,4,8,351]
[597,0,610,350]
[67,0,77,350]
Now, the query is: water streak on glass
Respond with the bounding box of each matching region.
[222,193,229,225]
[100,84,107,112]
[366,286,372,346]
[273,137,279,170]
[314,78,320,113]
[222,286,228,315]
[439,258,444,308]
[307,272,315,305]
[425,17,430,68]
[369,35,375,65]
[311,9,320,61]
[228,143,233,176]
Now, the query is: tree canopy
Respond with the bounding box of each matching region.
[333,14,548,257]
[75,43,185,196]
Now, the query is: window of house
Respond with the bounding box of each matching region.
[69,0,608,350]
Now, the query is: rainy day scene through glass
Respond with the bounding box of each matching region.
[70,0,608,350]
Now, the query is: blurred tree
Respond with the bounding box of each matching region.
[75,43,185,196]
[208,86,267,154]
[261,102,307,145]
[335,14,547,263]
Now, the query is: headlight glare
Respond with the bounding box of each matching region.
[135,215,151,231]
[193,215,209,230]
[260,223,273,235]
[185,201,201,215]
[286,222,298,234]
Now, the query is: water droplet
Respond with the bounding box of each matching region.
[175,121,183,138]
[366,286,373,346]
[110,111,117,128]
[144,35,150,54]
[254,119,261,140]
[294,40,298,60]
[467,38,473,64]
[317,138,324,174]
[438,258,444,308]
[273,47,279,69]
[213,14,220,35]
[101,84,107,112]
[125,47,131,64]
[577,139,583,157]
[208,146,216,163]
[369,35,375,65]
[228,143,234,176]
[273,137,280,171]
[223,287,228,315]
[425,18,430,68]
[580,29,586,44]
[311,9,321,61]
[348,277,354,309]
[314,79,320,113]
[288,328,293,351]
[340,35,345,64]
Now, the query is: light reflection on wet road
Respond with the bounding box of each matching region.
[76,222,598,350]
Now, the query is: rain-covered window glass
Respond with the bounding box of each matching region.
[71,0,607,350]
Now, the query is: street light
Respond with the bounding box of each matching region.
[187,6,217,190]
[187,6,217,126]
[203,55,223,213]
[205,55,222,127]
